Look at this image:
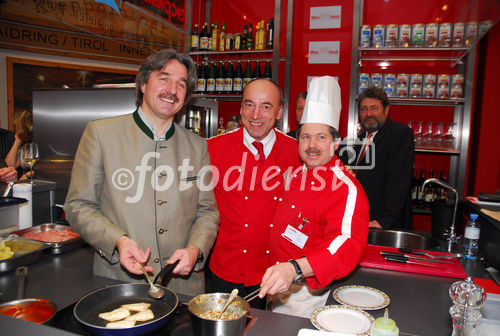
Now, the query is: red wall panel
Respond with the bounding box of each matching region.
[468,22,500,195]
[288,0,354,135]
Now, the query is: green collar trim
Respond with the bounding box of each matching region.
[133,110,175,141]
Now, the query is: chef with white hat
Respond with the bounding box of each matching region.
[257,76,370,318]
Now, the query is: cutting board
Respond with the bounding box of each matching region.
[359,244,466,278]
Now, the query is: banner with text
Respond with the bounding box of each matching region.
[0,0,185,62]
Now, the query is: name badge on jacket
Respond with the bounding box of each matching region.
[282,225,309,249]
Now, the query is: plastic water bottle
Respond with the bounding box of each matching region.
[462,213,480,260]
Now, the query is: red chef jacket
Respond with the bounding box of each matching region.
[207,127,300,286]
[270,157,369,289]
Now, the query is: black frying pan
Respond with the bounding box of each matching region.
[74,261,178,336]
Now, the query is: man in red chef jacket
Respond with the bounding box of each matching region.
[258,76,369,317]
[206,79,300,309]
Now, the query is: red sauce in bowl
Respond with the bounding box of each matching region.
[0,299,56,324]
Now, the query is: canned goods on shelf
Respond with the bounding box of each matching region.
[423,85,436,98]
[423,74,437,87]
[384,86,395,97]
[425,23,439,47]
[371,73,383,88]
[412,23,425,47]
[464,21,478,46]
[437,74,450,87]
[453,22,464,47]
[373,24,385,48]
[410,74,423,87]
[410,85,422,98]
[437,85,450,99]
[397,85,408,97]
[360,25,371,47]
[385,24,399,47]
[399,24,412,47]
[383,74,396,87]
[359,73,370,93]
[451,74,464,87]
[451,85,463,99]
[397,74,409,86]
[439,23,452,47]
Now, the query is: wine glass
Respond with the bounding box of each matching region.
[22,142,39,184]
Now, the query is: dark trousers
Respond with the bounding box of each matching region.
[205,267,267,310]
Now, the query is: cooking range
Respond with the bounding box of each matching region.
[48,301,257,336]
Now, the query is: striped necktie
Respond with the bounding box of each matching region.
[356,132,373,166]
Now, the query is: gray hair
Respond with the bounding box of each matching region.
[135,49,196,107]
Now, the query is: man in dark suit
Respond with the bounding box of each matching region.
[342,87,414,229]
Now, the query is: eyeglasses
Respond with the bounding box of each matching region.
[360,105,382,112]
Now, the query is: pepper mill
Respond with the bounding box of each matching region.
[449,277,486,336]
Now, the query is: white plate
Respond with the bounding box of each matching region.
[310,305,375,335]
[332,285,390,310]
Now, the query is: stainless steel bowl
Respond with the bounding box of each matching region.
[188,293,249,336]
[368,229,440,250]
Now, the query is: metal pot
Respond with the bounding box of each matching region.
[188,293,249,336]
[0,266,57,324]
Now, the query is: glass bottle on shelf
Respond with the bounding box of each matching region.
[196,62,206,93]
[215,61,225,94]
[233,60,243,93]
[224,61,234,93]
[200,22,209,50]
[257,21,266,50]
[247,23,254,50]
[211,22,219,51]
[243,60,253,88]
[266,18,274,49]
[191,24,199,51]
[219,23,226,51]
[241,25,248,50]
[263,60,272,80]
[206,61,216,93]
[252,60,261,79]
[225,33,234,51]
[208,23,213,50]
[234,33,241,50]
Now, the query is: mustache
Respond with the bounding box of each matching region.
[305,148,321,155]
[160,93,179,103]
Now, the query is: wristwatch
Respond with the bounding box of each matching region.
[288,259,304,284]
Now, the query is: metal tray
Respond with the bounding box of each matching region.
[12,223,85,255]
[0,237,47,273]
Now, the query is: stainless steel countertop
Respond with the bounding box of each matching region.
[0,244,485,335]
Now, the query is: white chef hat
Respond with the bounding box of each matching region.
[300,76,341,130]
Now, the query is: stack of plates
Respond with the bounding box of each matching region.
[310,285,390,335]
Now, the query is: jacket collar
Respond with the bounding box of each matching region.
[133,110,175,141]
